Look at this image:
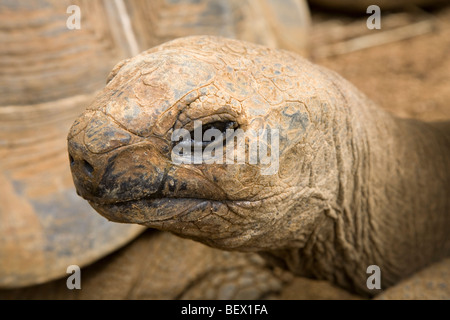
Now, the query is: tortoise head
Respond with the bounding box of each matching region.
[68,36,345,251]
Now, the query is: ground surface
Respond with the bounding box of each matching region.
[312,5,450,122]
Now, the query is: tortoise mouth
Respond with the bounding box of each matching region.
[88,196,219,224]
[79,188,223,206]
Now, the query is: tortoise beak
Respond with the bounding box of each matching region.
[68,133,168,205]
[67,108,167,204]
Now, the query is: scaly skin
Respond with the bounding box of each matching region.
[68,36,450,296]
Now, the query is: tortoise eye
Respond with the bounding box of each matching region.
[172,121,238,157]
[190,121,237,141]
[188,121,237,152]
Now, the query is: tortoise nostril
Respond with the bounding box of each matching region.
[83,160,95,176]
[69,154,75,166]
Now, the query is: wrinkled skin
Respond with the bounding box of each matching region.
[68,36,450,296]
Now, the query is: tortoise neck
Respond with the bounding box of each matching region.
[328,107,450,295]
[271,91,450,296]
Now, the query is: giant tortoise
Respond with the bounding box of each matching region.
[68,35,450,298]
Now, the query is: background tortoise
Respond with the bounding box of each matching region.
[0,0,311,298]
